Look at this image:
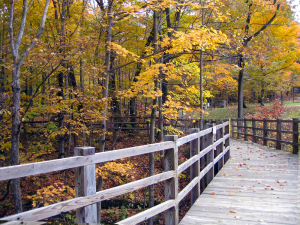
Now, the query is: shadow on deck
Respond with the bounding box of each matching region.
[180,139,299,225]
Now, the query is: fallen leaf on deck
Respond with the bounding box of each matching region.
[210,192,216,195]
[230,210,238,213]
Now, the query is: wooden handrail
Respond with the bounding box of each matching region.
[231,118,299,154]
[0,121,230,224]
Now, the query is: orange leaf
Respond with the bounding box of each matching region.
[210,192,216,195]
[230,210,238,213]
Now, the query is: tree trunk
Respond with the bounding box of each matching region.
[260,88,265,106]
[97,1,114,223]
[99,0,113,153]
[9,0,50,213]
[11,63,22,213]
[148,10,158,225]
[237,54,244,119]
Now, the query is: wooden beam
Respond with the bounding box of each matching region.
[0,141,175,181]
[117,200,175,225]
[2,171,175,221]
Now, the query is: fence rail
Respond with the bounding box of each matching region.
[0,121,230,224]
[231,118,299,154]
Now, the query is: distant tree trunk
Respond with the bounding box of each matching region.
[99,0,113,153]
[110,56,122,123]
[97,1,114,223]
[237,2,280,118]
[148,10,158,225]
[237,53,244,119]
[129,27,155,124]
[57,72,65,158]
[260,88,265,106]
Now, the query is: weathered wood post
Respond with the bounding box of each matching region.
[216,120,224,173]
[230,119,234,138]
[276,118,282,150]
[190,128,200,205]
[263,118,268,146]
[205,124,214,184]
[244,118,248,141]
[224,121,230,163]
[292,118,299,154]
[252,118,257,143]
[163,135,179,224]
[74,147,97,223]
[237,119,242,139]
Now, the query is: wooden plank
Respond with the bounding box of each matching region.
[1,222,45,225]
[0,141,175,181]
[180,138,298,225]
[117,200,175,225]
[2,171,175,221]
[177,144,216,175]
[213,151,224,165]
[176,128,212,146]
[176,133,198,146]
[178,176,200,203]
[215,121,229,130]
[199,162,213,180]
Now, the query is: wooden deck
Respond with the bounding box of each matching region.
[180,139,299,224]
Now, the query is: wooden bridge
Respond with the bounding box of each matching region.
[0,119,299,224]
[180,138,299,224]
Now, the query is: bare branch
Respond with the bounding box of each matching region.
[19,0,51,64]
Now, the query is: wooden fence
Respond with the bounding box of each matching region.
[231,118,299,154]
[0,121,230,224]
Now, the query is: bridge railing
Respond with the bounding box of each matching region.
[231,118,299,154]
[0,121,230,224]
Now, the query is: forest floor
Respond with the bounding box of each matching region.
[203,101,300,120]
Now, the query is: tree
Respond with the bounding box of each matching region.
[9,0,50,213]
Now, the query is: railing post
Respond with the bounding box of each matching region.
[292,118,299,154]
[190,128,200,205]
[163,135,179,225]
[252,118,257,143]
[216,120,224,173]
[205,124,214,184]
[237,119,242,139]
[244,118,248,141]
[74,147,97,223]
[231,119,234,138]
[263,118,268,146]
[276,118,282,150]
[224,121,230,163]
